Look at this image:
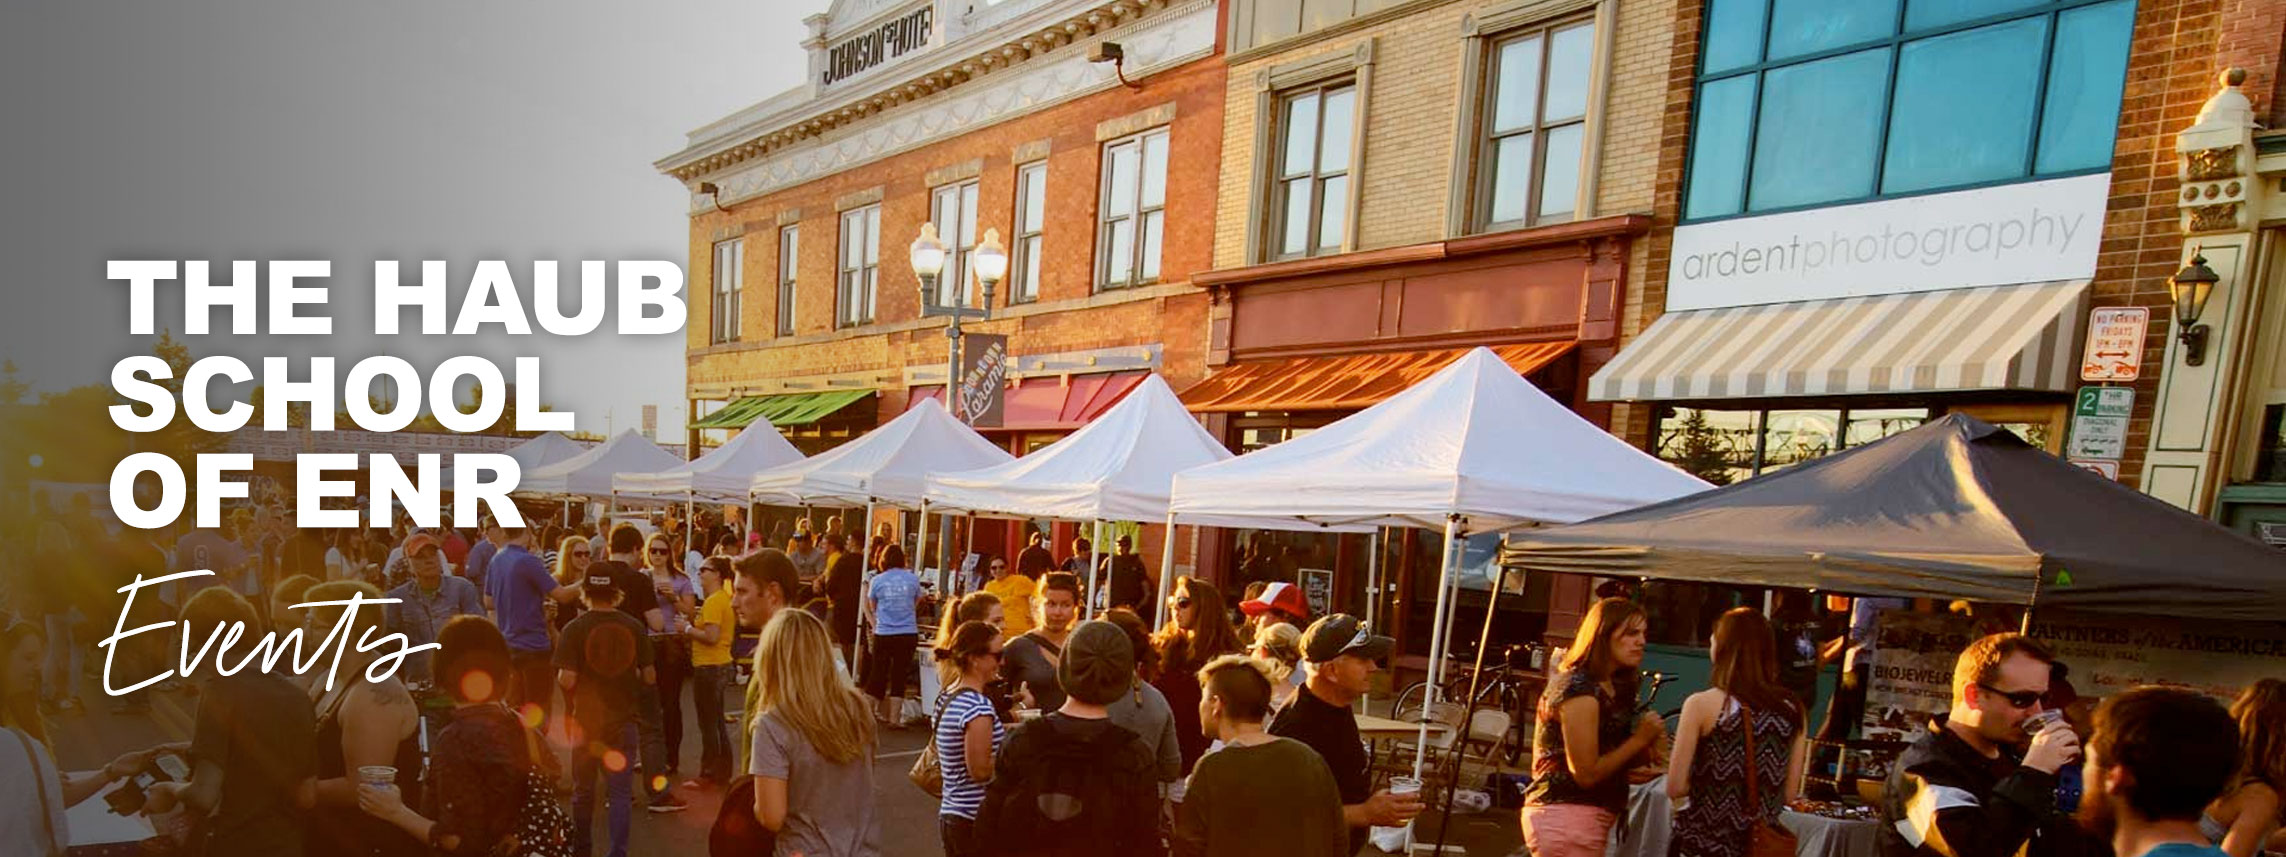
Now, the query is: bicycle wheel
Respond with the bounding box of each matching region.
[1390,680,1433,728]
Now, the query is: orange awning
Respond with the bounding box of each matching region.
[1179,341,1576,413]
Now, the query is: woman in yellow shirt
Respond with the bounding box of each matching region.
[686,556,737,789]
[980,554,1035,637]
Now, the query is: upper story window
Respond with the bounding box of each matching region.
[837,205,880,328]
[1011,162,1046,303]
[776,226,798,337]
[1098,128,1168,291]
[1269,82,1356,260]
[710,238,743,344]
[929,180,981,308]
[1685,0,2135,220]
[1475,18,1595,231]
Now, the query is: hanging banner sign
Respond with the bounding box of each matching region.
[1299,568,1333,619]
[2080,307,2149,382]
[957,333,1009,428]
[1862,609,2286,742]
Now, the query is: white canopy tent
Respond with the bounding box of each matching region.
[514,429,684,498]
[748,396,1011,592]
[614,423,805,502]
[439,431,588,486]
[1168,346,1710,783]
[923,374,1233,613]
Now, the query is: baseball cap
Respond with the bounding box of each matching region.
[583,572,622,600]
[1301,614,1392,664]
[403,532,442,557]
[1240,581,1309,620]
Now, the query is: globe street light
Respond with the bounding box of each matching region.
[913,223,1004,425]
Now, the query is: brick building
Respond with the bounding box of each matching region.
[1183,0,1686,659]
[655,0,1225,566]
[1576,0,2286,646]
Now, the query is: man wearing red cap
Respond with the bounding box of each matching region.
[1240,581,1310,631]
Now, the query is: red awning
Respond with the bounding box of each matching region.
[909,371,1150,431]
[1178,341,1575,413]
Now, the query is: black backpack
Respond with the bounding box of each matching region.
[708,775,777,857]
[979,716,1158,855]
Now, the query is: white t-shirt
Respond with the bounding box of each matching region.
[0,727,66,856]
[324,547,348,580]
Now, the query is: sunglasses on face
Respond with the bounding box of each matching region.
[1978,683,2048,709]
[649,548,670,556]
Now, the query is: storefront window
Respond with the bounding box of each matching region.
[2257,405,2286,483]
[1656,406,1928,482]
[1685,0,2133,219]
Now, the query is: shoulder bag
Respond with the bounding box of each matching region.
[1740,701,1801,857]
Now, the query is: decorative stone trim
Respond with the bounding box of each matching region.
[835,186,885,211]
[2185,146,2239,182]
[680,0,1218,210]
[1013,137,1054,163]
[1095,102,1179,142]
[904,343,1164,385]
[661,0,1191,181]
[925,157,986,188]
[710,224,746,242]
[776,207,805,226]
[1258,39,1375,91]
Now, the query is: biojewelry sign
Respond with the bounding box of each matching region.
[1666,174,2109,312]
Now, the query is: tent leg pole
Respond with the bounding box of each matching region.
[1414,515,1464,782]
[1156,513,1178,634]
[918,500,933,596]
[2020,606,2033,635]
[1088,522,1103,616]
[1366,529,1382,631]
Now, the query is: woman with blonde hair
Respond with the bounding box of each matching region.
[932,591,1004,688]
[748,609,881,857]
[303,580,426,857]
[1248,622,1304,710]
[2204,678,2285,857]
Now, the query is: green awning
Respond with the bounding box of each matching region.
[691,390,874,429]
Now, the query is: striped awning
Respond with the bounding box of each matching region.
[1589,280,2089,401]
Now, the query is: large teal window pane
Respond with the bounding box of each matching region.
[1686,76,1756,218]
[1904,0,2042,30]
[1882,18,2046,193]
[1702,0,1766,74]
[2037,0,2135,174]
[1748,49,1888,211]
[1767,0,1896,60]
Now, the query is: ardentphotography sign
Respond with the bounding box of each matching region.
[1666,174,2109,312]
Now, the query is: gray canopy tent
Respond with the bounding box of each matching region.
[1502,414,2286,622]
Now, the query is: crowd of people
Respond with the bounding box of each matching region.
[1,493,2283,857]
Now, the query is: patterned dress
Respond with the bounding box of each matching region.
[1672,697,1797,857]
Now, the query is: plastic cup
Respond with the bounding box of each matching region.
[1389,776,1422,797]
[358,765,397,787]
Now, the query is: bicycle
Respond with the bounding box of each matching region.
[1390,643,1542,767]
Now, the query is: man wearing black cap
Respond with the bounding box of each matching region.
[1270,614,1424,854]
[556,570,655,857]
[977,619,1161,855]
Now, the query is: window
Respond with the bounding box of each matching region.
[1098,128,1168,290]
[1685,0,2134,219]
[836,205,879,327]
[1269,82,1355,258]
[775,226,798,337]
[1654,405,1928,484]
[1011,162,1046,303]
[710,239,743,344]
[929,180,981,308]
[1477,18,1595,230]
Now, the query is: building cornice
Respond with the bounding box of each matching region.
[1193,213,1651,288]
[656,0,1187,182]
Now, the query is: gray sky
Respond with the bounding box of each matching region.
[0,0,830,438]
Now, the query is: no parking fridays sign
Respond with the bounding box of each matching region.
[1858,609,2286,741]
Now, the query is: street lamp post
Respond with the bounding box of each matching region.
[911,224,1008,596]
[910,224,1009,424]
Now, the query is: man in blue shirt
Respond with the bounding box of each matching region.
[384,533,484,685]
[489,518,578,733]
[2077,687,2240,857]
[463,516,504,603]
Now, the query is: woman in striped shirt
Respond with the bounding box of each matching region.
[934,621,1006,857]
